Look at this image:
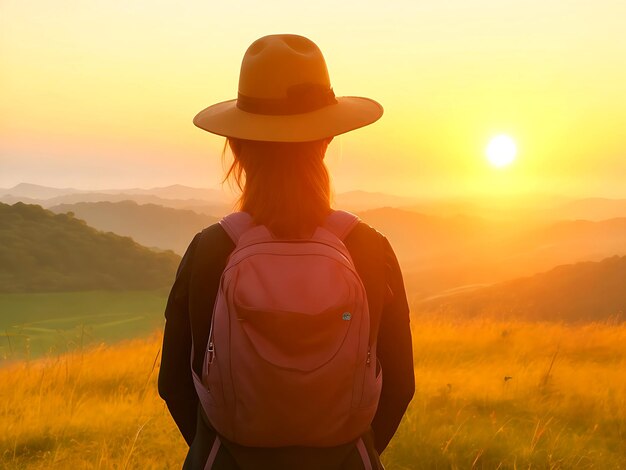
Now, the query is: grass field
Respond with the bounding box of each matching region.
[0,290,169,363]
[1,319,625,469]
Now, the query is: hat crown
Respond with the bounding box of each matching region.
[238,34,331,100]
[193,34,383,142]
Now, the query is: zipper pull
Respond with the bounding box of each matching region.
[208,341,215,364]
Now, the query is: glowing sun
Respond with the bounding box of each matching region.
[486,135,517,168]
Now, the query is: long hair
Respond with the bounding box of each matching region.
[223,137,333,238]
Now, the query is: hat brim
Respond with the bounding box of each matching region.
[193,96,383,142]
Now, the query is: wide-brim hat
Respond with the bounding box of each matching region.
[193,34,383,142]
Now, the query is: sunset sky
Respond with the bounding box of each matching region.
[1,0,625,198]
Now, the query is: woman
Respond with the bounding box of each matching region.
[158,34,414,469]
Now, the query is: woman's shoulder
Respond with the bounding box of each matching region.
[199,220,229,239]
[349,220,404,285]
[180,222,235,265]
[344,220,400,281]
[347,220,395,254]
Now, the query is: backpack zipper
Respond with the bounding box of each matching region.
[207,339,215,364]
[228,239,353,267]
[206,275,227,370]
[207,305,217,365]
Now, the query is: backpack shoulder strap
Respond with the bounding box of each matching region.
[342,222,387,346]
[323,210,361,241]
[219,211,254,245]
[188,223,236,376]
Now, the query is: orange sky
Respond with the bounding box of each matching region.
[1,0,625,198]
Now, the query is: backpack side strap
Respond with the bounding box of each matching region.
[324,210,361,241]
[219,211,254,245]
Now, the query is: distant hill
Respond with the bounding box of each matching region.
[333,190,416,211]
[358,207,626,297]
[556,198,626,221]
[2,183,419,214]
[1,193,233,217]
[418,255,626,322]
[0,183,232,203]
[520,218,626,257]
[0,203,181,292]
[0,183,79,200]
[357,207,493,263]
[49,201,219,254]
[356,207,516,296]
[403,193,575,220]
[5,184,626,221]
[0,183,234,217]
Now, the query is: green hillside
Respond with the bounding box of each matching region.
[0,202,181,292]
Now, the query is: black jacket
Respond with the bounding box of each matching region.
[158,221,414,468]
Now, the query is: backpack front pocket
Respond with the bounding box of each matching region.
[236,305,354,372]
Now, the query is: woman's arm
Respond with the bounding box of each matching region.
[158,233,201,446]
[371,236,415,454]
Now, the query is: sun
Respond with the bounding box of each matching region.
[486,135,517,168]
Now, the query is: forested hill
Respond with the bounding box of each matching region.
[0,202,181,292]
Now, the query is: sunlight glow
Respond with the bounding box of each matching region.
[486,135,517,168]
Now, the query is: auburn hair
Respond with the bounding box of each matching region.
[223,137,333,238]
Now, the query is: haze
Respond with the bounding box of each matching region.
[1,0,626,198]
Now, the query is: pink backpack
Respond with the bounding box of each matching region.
[191,209,382,447]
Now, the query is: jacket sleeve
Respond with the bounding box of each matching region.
[158,233,201,446]
[371,236,415,454]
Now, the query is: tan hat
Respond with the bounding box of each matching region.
[193,34,383,142]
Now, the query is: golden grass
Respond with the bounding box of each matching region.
[387,319,626,469]
[0,333,185,469]
[1,320,625,469]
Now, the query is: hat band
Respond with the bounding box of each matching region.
[237,84,337,115]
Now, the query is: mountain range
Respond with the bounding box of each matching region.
[4,183,626,220]
[357,207,626,296]
[0,183,418,215]
[0,182,231,203]
[2,183,626,323]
